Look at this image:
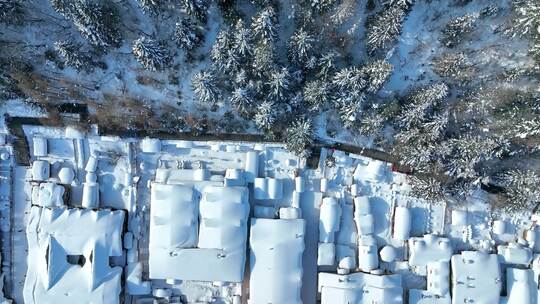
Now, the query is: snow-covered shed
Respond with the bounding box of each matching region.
[409,261,451,303]
[249,218,305,304]
[24,206,124,304]
[253,177,283,200]
[451,251,502,304]
[393,206,411,241]
[497,243,533,266]
[149,183,249,282]
[319,197,341,243]
[408,234,452,275]
[318,272,403,304]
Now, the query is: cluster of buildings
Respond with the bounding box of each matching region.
[0,125,539,303]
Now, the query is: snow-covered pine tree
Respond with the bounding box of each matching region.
[444,135,502,179]
[366,4,406,52]
[252,40,276,75]
[252,6,278,43]
[530,42,540,63]
[303,79,331,111]
[132,36,171,71]
[174,18,203,51]
[54,40,93,72]
[288,29,316,65]
[267,67,290,101]
[233,20,253,59]
[408,175,446,202]
[337,92,365,128]
[0,0,23,24]
[362,59,393,93]
[433,52,470,80]
[332,67,366,93]
[441,13,478,47]
[513,0,540,37]
[311,0,336,13]
[386,0,412,8]
[229,86,254,116]
[398,83,449,129]
[358,109,385,137]
[317,51,338,79]
[179,0,208,22]
[192,70,221,104]
[51,0,122,48]
[138,0,167,15]
[284,117,314,158]
[254,100,277,131]
[499,169,540,213]
[211,30,239,72]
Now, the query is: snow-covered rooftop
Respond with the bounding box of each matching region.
[23,206,124,304]
[451,251,502,304]
[318,272,403,304]
[249,218,305,304]
[149,182,249,282]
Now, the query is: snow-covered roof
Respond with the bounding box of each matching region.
[24,206,124,304]
[393,206,411,241]
[451,251,501,304]
[504,268,535,304]
[497,243,533,266]
[249,218,305,304]
[318,272,403,304]
[149,183,249,282]
[408,234,452,275]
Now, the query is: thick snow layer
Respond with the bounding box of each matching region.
[249,218,305,304]
[23,206,124,304]
[149,183,249,282]
[318,272,403,304]
[451,251,501,304]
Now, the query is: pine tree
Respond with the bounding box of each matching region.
[358,109,385,137]
[211,30,239,72]
[433,52,471,80]
[233,20,253,59]
[513,0,540,37]
[499,169,540,213]
[398,83,449,129]
[444,135,502,179]
[252,40,276,75]
[252,6,278,43]
[288,29,316,65]
[54,40,93,72]
[192,70,221,104]
[385,0,412,8]
[366,4,406,52]
[132,36,171,71]
[441,13,478,47]
[174,18,203,51]
[337,92,365,128]
[332,67,366,93]
[267,67,290,101]
[362,59,393,93]
[303,79,331,111]
[0,0,23,24]
[310,0,336,13]
[317,51,339,79]
[284,117,314,158]
[138,0,167,14]
[254,100,277,131]
[179,0,208,22]
[51,0,122,48]
[408,176,446,202]
[229,86,254,116]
